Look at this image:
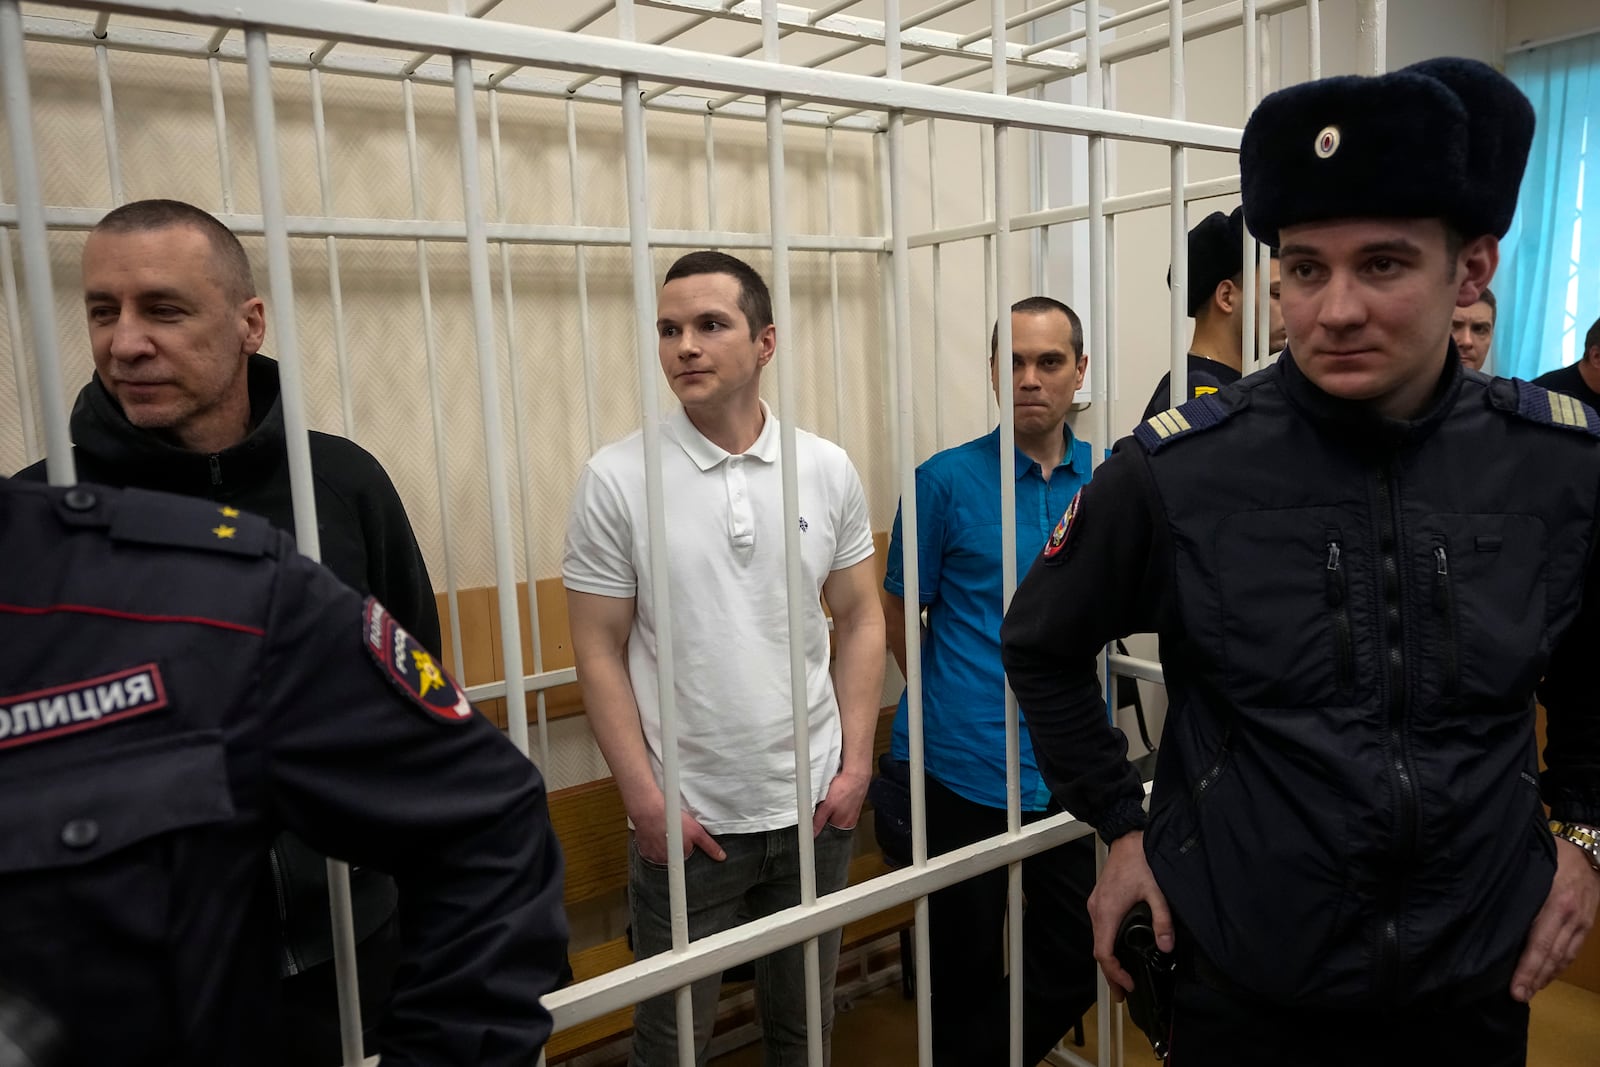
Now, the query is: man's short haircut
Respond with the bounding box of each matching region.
[1586,315,1600,356]
[1476,287,1497,315]
[990,296,1085,361]
[662,250,773,337]
[92,199,256,302]
[1199,248,1283,323]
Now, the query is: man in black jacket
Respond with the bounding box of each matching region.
[0,476,565,1066]
[17,198,440,1062]
[1002,59,1600,1064]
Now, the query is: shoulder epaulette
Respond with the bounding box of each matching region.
[108,487,275,558]
[1494,379,1600,438]
[1134,392,1236,453]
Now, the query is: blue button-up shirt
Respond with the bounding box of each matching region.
[884,425,1093,811]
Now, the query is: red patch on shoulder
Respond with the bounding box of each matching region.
[364,598,474,725]
[1043,489,1082,560]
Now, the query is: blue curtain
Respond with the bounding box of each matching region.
[1498,34,1600,380]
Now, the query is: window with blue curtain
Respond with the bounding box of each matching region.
[1498,33,1600,380]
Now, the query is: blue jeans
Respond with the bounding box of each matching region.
[627,823,855,1067]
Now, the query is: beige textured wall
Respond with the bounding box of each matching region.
[0,37,891,594]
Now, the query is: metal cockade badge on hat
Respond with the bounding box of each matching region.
[1315,125,1341,158]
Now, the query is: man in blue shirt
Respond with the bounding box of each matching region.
[882,296,1098,1066]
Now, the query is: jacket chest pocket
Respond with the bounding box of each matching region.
[0,732,235,940]
[1212,508,1372,708]
[1413,515,1546,707]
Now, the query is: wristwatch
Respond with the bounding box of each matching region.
[1549,820,1600,873]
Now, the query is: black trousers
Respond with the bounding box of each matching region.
[923,775,1098,1067]
[1165,967,1530,1066]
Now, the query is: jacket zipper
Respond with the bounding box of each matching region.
[1325,537,1355,693]
[267,845,301,976]
[1433,543,1459,698]
[208,453,222,486]
[1179,727,1234,854]
[1376,465,1417,997]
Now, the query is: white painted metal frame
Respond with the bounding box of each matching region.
[245,26,366,1062]
[0,3,1358,1066]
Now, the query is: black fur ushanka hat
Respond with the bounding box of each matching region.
[1241,57,1535,246]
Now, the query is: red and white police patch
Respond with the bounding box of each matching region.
[0,664,168,751]
[363,598,474,725]
[1043,489,1082,560]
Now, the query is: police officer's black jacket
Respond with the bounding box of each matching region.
[1139,352,1242,424]
[17,354,440,979]
[1001,349,1600,1009]
[0,478,566,1065]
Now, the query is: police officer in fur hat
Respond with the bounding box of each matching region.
[1002,57,1600,1064]
[1142,206,1284,422]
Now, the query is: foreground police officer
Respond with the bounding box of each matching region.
[0,476,567,1065]
[1002,58,1600,1064]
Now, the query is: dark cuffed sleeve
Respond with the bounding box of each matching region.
[1539,517,1600,826]
[258,550,566,1064]
[1002,442,1170,843]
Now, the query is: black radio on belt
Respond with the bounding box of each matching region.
[1113,902,1176,1060]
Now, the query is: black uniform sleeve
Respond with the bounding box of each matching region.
[1139,374,1175,424]
[1537,518,1600,826]
[1001,442,1170,843]
[1140,369,1227,425]
[12,458,46,482]
[256,547,566,1065]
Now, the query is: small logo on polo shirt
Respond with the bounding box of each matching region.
[799,517,809,532]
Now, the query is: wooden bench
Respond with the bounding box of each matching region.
[544,708,911,1062]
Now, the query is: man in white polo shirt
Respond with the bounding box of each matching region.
[564,250,885,1066]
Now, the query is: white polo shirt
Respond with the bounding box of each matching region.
[563,401,875,834]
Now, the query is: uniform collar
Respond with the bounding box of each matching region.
[986,423,1085,481]
[669,399,780,472]
[1275,344,1462,446]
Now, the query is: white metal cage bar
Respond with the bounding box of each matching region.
[206,55,234,213]
[1168,0,1189,409]
[1241,0,1260,378]
[759,4,828,1065]
[489,86,553,771]
[93,40,123,204]
[1,0,75,483]
[0,151,38,467]
[452,45,531,759]
[243,27,366,1064]
[402,76,471,704]
[879,4,933,1063]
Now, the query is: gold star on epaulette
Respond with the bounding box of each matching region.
[212,524,237,540]
[219,506,241,518]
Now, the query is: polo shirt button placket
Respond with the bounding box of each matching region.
[727,458,755,547]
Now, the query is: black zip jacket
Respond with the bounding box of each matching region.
[1002,349,1600,1009]
[0,479,565,1065]
[16,354,441,976]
